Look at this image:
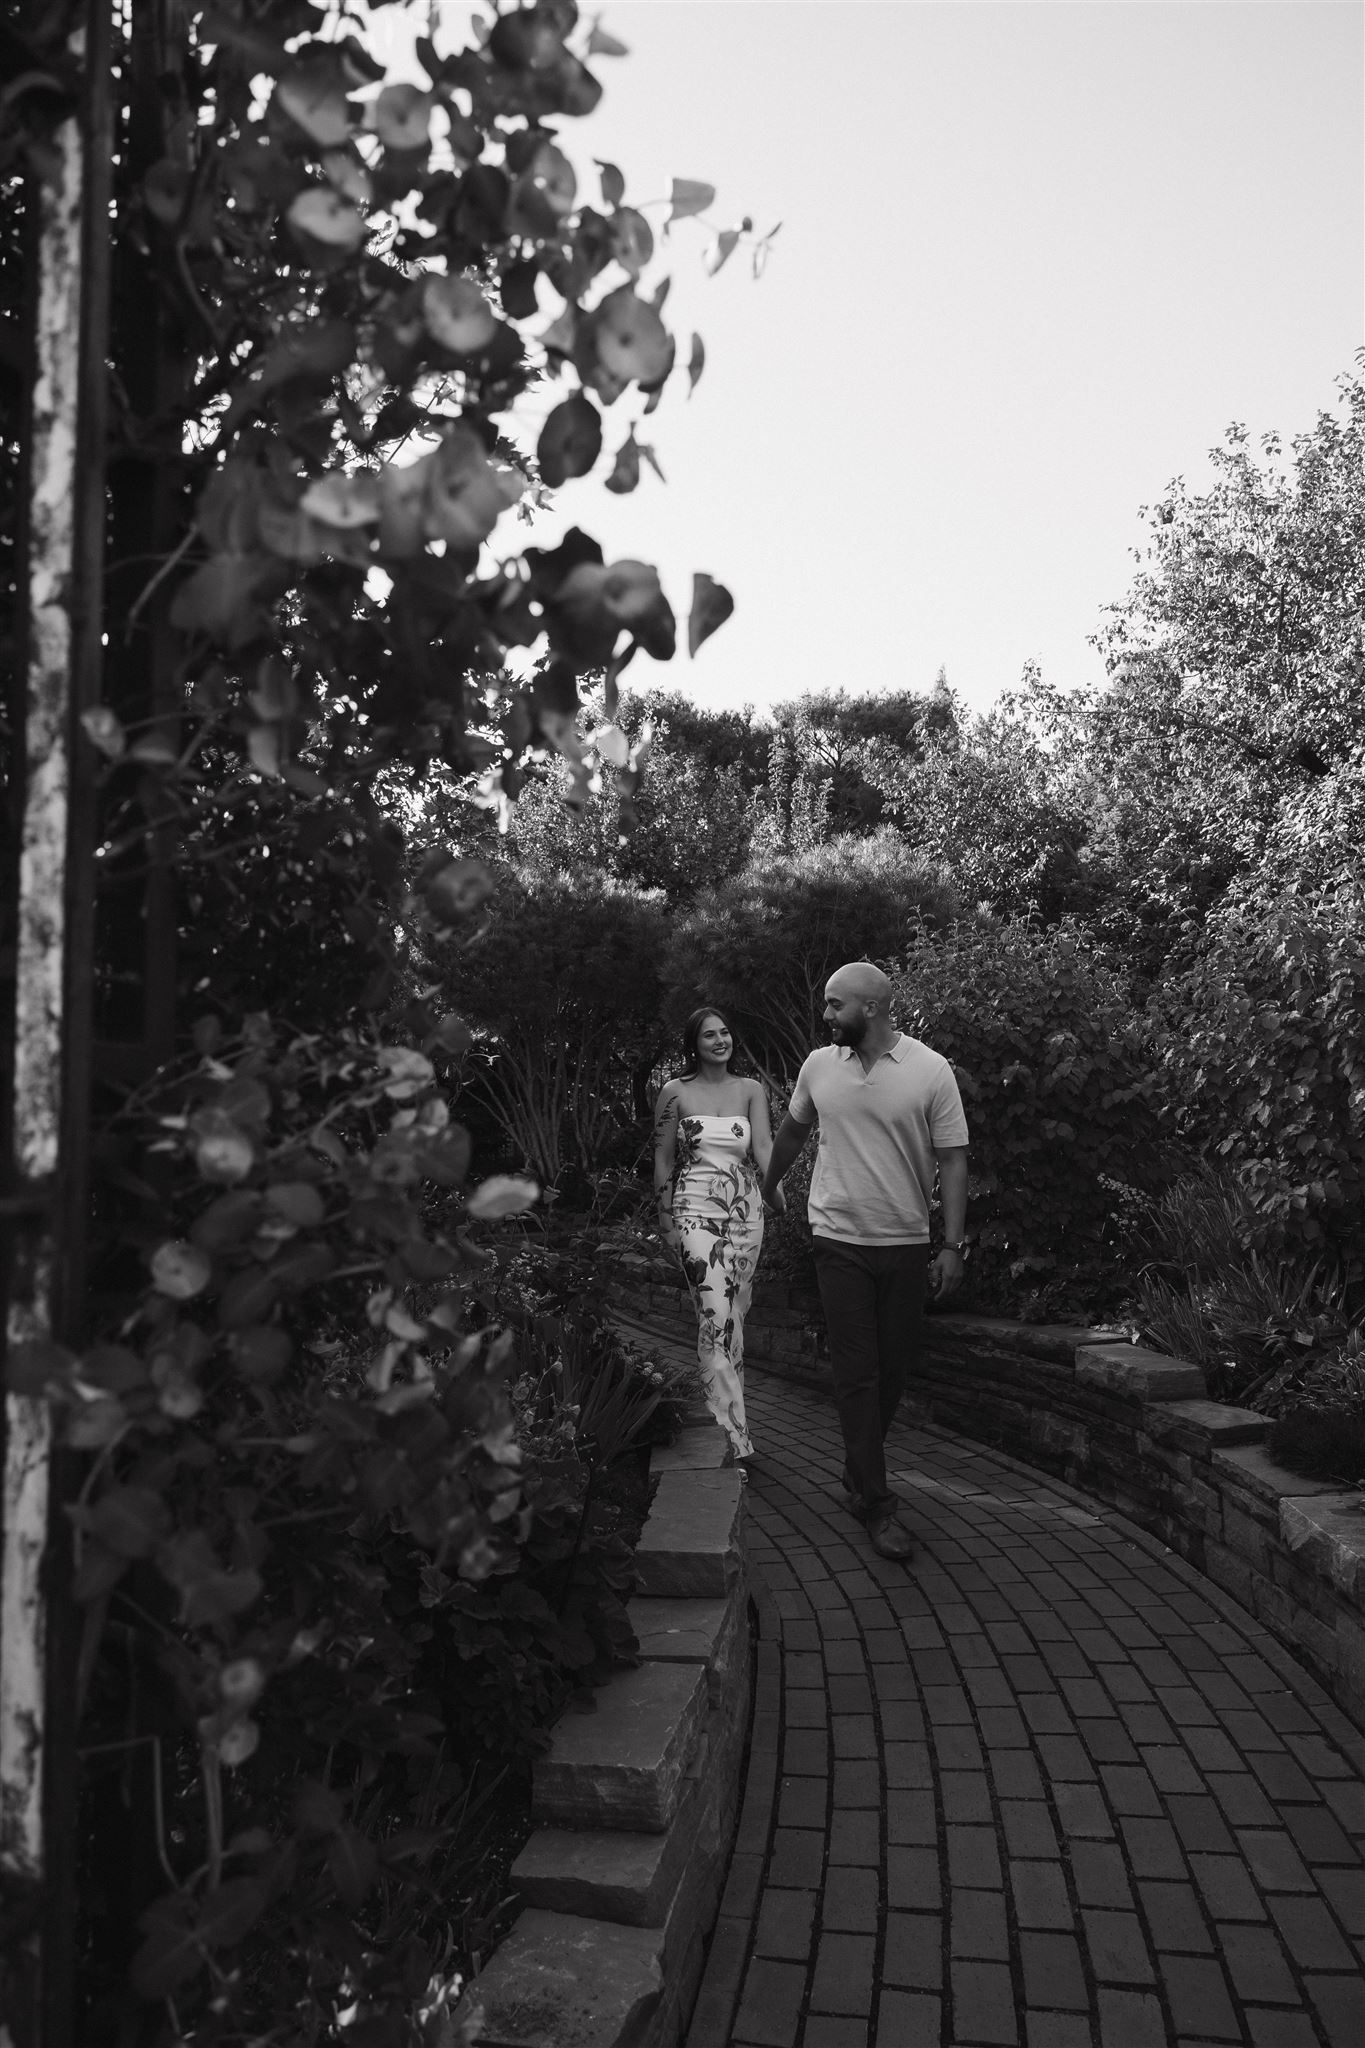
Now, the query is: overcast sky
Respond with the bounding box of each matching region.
[396,1,1364,714]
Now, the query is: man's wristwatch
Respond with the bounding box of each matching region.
[944,1239,969,1258]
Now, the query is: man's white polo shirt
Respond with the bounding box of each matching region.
[787,1033,969,1245]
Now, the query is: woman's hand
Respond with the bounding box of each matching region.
[763,1183,787,1216]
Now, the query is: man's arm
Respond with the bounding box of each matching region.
[761,1112,813,1207]
[929,1145,969,1299]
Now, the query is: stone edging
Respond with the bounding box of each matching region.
[454,1404,752,2048]
[602,1254,1365,1734]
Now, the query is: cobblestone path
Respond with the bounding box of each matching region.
[684,1366,1365,2048]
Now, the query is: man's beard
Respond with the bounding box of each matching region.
[831,1014,868,1047]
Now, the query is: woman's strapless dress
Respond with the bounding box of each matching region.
[672,1114,765,1459]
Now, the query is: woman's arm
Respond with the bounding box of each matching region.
[747,1082,786,1214]
[653,1083,681,1248]
[746,1080,774,1176]
[761,1112,813,1207]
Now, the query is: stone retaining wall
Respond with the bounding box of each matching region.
[603,1252,1365,1734]
[454,1407,752,2048]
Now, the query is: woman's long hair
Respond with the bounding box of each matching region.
[678,1005,739,1078]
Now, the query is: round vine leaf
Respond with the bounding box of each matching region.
[667,176,716,225]
[191,1110,256,1185]
[370,83,431,151]
[192,1190,262,1251]
[688,572,735,656]
[218,1268,280,1331]
[421,274,498,356]
[230,1325,293,1383]
[538,393,602,487]
[609,208,653,277]
[150,1241,212,1300]
[219,1719,260,1768]
[4,1337,78,1396]
[466,1174,540,1220]
[85,1484,170,1559]
[286,188,369,262]
[265,1180,326,1227]
[589,287,671,392]
[276,71,353,148]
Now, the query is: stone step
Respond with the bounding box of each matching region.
[1074,1341,1206,1402]
[462,1909,664,2048]
[628,1585,746,1705]
[531,1658,708,1834]
[513,1776,702,1927]
[652,1426,727,1470]
[633,1469,746,1599]
[1145,1398,1268,1451]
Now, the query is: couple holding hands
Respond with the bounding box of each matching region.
[652,962,969,1563]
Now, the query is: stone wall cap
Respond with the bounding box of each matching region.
[456,1908,663,2048]
[1145,1398,1268,1447]
[925,1315,1114,1366]
[1212,1442,1355,1504]
[1279,1493,1365,1604]
[1075,1345,1206,1401]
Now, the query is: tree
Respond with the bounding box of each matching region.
[756,684,958,852]
[1081,372,1365,960]
[665,828,957,1083]
[509,729,754,899]
[436,871,668,1193]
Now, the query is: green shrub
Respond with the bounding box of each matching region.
[1154,892,1365,1262]
[891,921,1171,1318]
[436,871,668,1197]
[1126,1167,1359,1406]
[1267,1335,1365,1483]
[32,1021,666,2042]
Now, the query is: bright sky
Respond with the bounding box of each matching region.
[388,2,1365,714]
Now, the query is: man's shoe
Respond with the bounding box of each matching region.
[866,1513,914,1562]
[839,1468,868,1522]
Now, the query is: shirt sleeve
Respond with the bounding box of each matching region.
[787,1054,818,1126]
[928,1058,970,1148]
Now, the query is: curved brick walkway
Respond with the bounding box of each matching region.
[683,1365,1365,2048]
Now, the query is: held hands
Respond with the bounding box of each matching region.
[763,1184,787,1216]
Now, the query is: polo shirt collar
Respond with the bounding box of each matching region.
[836,1033,908,1062]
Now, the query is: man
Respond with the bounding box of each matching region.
[761,962,969,1562]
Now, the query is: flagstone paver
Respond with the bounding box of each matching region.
[678,1362,1365,2048]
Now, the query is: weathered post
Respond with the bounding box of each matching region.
[1,5,111,2043]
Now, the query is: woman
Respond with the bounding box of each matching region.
[653,1008,784,1464]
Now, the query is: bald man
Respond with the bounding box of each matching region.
[761,962,969,1562]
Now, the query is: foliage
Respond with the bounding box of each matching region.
[1,4,756,2036]
[889,922,1170,1317]
[436,868,667,1193]
[6,1015,682,2042]
[880,677,1106,929]
[1125,1167,1361,1408]
[510,722,754,899]
[1081,373,1365,971]
[1152,891,1365,1262]
[666,828,957,1083]
[1266,1334,1365,1484]
[757,684,958,854]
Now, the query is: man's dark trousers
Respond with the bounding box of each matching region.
[811,1237,931,1520]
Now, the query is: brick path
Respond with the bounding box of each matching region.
[681,1364,1365,2048]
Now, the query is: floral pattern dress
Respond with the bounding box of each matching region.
[672,1114,765,1459]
